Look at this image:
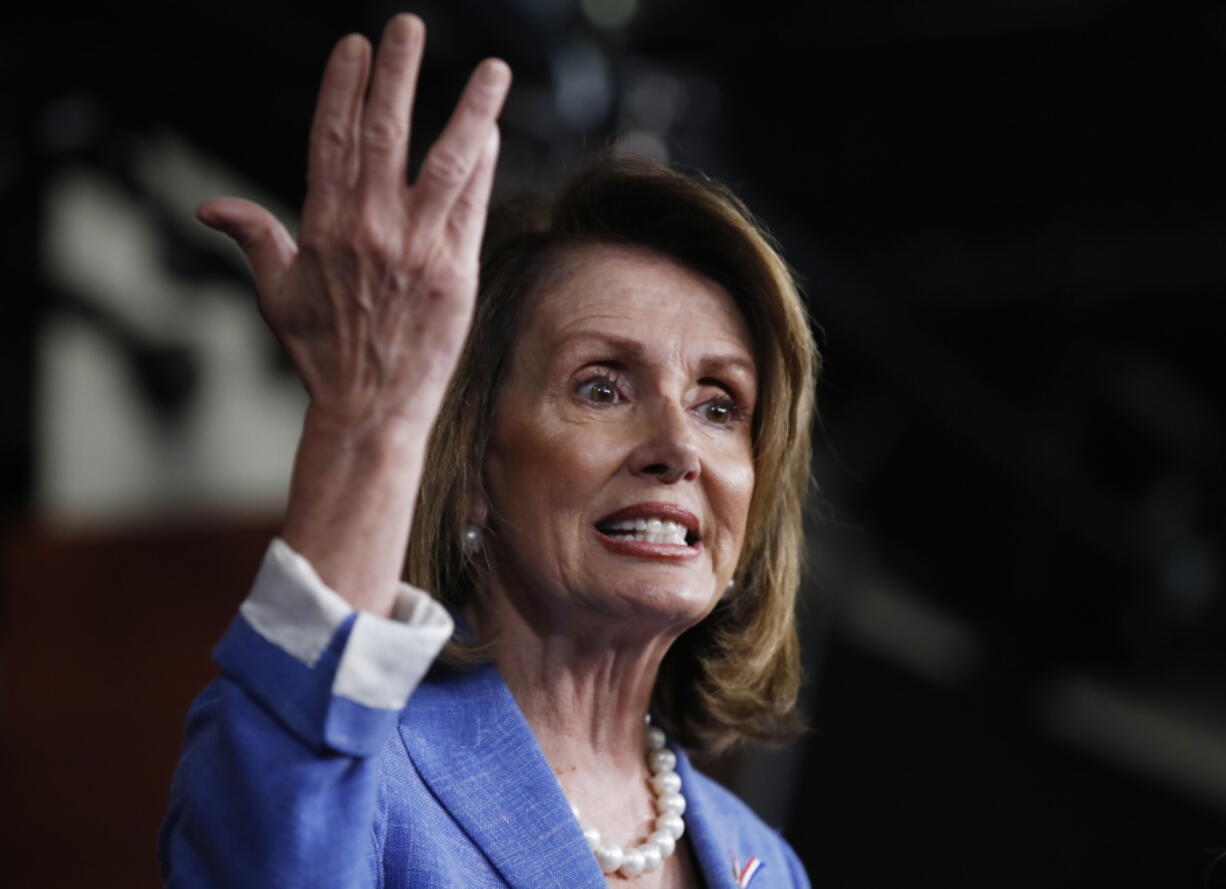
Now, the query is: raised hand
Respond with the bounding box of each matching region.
[199,14,510,433]
[196,15,511,614]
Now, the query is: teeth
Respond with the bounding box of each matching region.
[603,518,691,546]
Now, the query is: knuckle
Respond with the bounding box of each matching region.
[378,52,414,81]
[228,219,269,252]
[354,222,396,260]
[363,114,407,153]
[420,281,456,312]
[450,190,481,222]
[422,266,474,304]
[466,86,499,116]
[312,118,351,161]
[423,148,469,189]
[402,251,430,281]
[464,75,504,115]
[305,174,344,203]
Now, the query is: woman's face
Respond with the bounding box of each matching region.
[481,243,756,633]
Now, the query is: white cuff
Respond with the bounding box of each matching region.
[240,538,455,709]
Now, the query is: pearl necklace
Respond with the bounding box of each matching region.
[567,718,687,879]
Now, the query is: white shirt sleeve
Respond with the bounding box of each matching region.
[238,537,455,710]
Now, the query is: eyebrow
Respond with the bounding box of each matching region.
[552,331,757,383]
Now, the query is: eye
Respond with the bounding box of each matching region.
[576,376,621,405]
[701,397,738,425]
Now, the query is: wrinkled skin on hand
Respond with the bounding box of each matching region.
[195,14,511,615]
[198,14,511,434]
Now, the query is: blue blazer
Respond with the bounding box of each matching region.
[160,598,809,889]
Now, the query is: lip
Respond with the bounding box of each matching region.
[592,502,702,562]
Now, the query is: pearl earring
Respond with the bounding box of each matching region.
[721,578,736,601]
[462,524,483,554]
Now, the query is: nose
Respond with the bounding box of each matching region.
[627,404,701,484]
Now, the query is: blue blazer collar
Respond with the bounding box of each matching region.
[400,662,739,889]
[399,662,606,889]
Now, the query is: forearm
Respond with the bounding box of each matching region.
[280,406,431,617]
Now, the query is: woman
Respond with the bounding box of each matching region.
[160,13,817,889]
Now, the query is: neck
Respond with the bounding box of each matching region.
[486,591,679,777]
[478,583,698,880]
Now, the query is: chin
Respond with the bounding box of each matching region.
[601,577,717,627]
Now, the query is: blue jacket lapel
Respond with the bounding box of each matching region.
[675,749,740,889]
[399,663,607,889]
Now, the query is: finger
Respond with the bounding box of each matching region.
[302,34,371,238]
[449,126,500,266]
[358,14,425,198]
[196,198,296,291]
[410,58,511,240]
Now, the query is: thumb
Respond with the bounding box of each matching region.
[196,198,295,289]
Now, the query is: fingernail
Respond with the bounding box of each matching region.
[195,211,227,235]
[195,208,225,232]
[388,13,422,45]
[338,34,364,61]
[481,58,511,87]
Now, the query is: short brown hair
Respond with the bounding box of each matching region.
[406,153,819,754]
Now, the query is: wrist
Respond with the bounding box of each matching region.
[300,403,429,461]
[281,410,428,616]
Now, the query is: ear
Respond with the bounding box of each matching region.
[464,486,490,529]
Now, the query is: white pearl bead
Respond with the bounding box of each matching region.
[596,842,625,873]
[564,718,687,877]
[648,749,677,774]
[649,829,676,858]
[656,811,685,840]
[618,848,646,877]
[655,791,686,816]
[650,771,682,795]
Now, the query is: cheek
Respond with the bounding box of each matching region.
[719,451,756,537]
[485,415,613,529]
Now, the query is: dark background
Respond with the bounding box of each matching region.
[2,1,1224,887]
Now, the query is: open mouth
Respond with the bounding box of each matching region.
[595,517,699,547]
[593,503,701,549]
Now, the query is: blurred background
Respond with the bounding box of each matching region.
[2,0,1224,886]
